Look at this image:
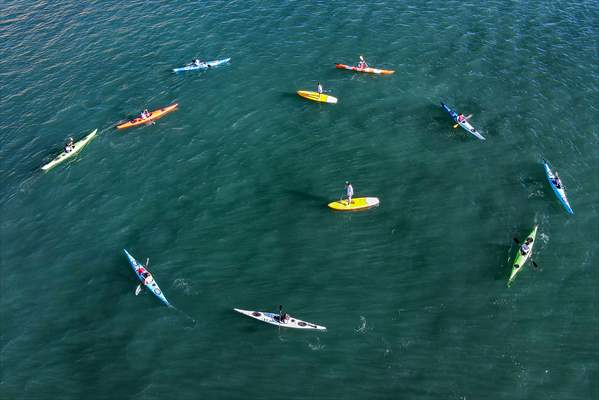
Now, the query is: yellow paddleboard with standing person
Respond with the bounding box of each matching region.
[297,82,337,104]
[328,197,380,211]
[328,181,379,211]
[297,91,338,104]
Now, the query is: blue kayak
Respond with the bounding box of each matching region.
[173,58,231,72]
[543,160,574,215]
[123,249,173,308]
[440,102,485,140]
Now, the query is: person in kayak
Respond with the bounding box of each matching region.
[192,59,202,66]
[345,181,354,205]
[457,114,466,123]
[357,55,368,69]
[317,82,324,94]
[279,312,289,323]
[141,270,154,285]
[140,109,150,119]
[64,137,75,153]
[519,237,534,256]
[552,172,563,189]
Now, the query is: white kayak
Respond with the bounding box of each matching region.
[173,58,231,72]
[234,308,326,331]
[41,129,98,171]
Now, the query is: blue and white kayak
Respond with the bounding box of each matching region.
[441,102,485,140]
[173,58,231,72]
[543,160,573,215]
[123,249,172,308]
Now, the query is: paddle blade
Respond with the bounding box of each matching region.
[453,123,459,128]
[532,260,539,269]
[513,238,521,245]
[464,114,473,120]
[135,284,142,296]
[145,258,149,267]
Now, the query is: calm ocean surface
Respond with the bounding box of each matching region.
[1,1,598,399]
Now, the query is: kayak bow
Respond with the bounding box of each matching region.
[507,226,539,287]
[123,249,172,307]
[41,129,98,171]
[116,103,178,129]
[440,102,485,140]
[234,308,326,330]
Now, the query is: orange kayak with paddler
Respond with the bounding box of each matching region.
[116,103,178,129]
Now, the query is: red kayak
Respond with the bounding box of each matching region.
[335,63,395,75]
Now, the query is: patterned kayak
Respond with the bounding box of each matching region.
[328,197,380,211]
[440,102,485,140]
[297,90,338,104]
[508,226,538,287]
[543,160,574,215]
[123,249,172,308]
[173,58,231,72]
[41,129,98,171]
[234,308,326,330]
[335,63,394,75]
[116,103,178,129]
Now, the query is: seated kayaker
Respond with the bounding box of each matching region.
[279,313,289,323]
[64,137,75,153]
[140,109,150,119]
[141,271,154,285]
[552,172,562,189]
[457,114,466,123]
[357,55,368,69]
[193,59,202,66]
[519,237,534,255]
[317,82,324,94]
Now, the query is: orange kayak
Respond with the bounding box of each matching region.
[116,103,178,129]
[335,63,394,75]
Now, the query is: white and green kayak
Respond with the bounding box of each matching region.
[508,225,538,287]
[41,129,98,171]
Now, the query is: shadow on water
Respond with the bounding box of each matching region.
[284,189,330,208]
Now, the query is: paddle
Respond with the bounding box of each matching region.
[453,114,473,128]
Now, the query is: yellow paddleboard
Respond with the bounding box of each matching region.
[297,90,338,104]
[328,197,380,211]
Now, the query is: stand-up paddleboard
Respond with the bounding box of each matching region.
[41,129,98,171]
[234,308,326,331]
[116,103,178,129]
[297,91,338,104]
[507,226,539,287]
[328,197,380,211]
[543,160,573,215]
[440,102,485,140]
[173,58,231,72]
[335,63,394,75]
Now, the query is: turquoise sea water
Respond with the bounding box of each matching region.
[1,1,598,399]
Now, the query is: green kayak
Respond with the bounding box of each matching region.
[508,225,538,287]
